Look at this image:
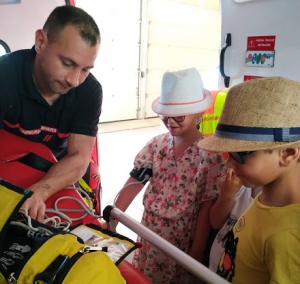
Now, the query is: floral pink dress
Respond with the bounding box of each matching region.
[131,133,225,284]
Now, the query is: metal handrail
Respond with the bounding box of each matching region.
[104,206,229,284]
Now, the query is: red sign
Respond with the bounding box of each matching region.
[247,36,276,51]
[244,75,264,82]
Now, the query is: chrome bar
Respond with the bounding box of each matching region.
[109,207,229,284]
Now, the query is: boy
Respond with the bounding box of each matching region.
[198,76,300,283]
[208,168,262,273]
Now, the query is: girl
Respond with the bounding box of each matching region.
[115,67,225,284]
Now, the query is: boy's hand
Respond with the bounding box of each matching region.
[220,168,242,197]
[188,247,202,262]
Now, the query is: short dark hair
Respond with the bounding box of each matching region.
[43,5,100,46]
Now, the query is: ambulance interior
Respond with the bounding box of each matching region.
[0,0,299,283]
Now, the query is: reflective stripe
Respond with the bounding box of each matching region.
[200,90,227,136]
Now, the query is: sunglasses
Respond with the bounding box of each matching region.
[159,115,185,123]
[229,151,255,164]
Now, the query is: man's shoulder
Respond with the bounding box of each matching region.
[0,49,30,83]
[0,49,30,67]
[78,72,102,93]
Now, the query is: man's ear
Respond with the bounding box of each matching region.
[35,29,48,54]
[279,148,300,167]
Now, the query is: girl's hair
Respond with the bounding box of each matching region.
[43,5,100,46]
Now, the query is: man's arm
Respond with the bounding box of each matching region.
[21,133,95,222]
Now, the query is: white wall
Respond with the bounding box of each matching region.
[0,0,65,51]
[75,0,141,123]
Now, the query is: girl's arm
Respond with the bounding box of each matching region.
[188,199,214,263]
[114,176,145,212]
[109,176,145,228]
[210,169,242,229]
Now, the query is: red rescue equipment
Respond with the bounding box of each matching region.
[0,129,152,284]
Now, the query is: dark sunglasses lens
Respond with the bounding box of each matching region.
[229,152,244,164]
[229,151,254,164]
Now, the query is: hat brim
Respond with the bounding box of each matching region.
[198,135,300,152]
[152,89,212,116]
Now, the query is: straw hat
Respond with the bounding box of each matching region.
[151,67,212,116]
[198,76,300,152]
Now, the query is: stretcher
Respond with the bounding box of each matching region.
[0,129,151,283]
[0,129,229,283]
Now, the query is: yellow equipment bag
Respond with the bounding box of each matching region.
[4,233,127,284]
[0,179,134,284]
[0,179,32,241]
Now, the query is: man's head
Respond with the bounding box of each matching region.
[43,5,100,46]
[198,76,300,187]
[34,5,101,95]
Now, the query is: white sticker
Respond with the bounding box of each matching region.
[71,226,101,243]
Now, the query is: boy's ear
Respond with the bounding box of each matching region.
[35,29,48,54]
[279,148,300,166]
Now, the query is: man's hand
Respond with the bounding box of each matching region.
[20,185,48,222]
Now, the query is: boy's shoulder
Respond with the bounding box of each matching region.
[246,197,300,230]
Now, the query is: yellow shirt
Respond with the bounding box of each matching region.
[217,195,300,284]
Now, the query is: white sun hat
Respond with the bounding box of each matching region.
[151,67,212,116]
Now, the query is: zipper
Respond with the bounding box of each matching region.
[7,234,57,284]
[53,246,100,284]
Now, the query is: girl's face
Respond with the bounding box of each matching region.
[161,113,200,136]
[226,150,282,188]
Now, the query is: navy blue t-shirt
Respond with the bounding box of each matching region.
[0,48,102,159]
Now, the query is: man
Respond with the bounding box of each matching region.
[0,5,102,222]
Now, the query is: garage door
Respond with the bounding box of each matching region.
[145,0,220,118]
[75,0,141,123]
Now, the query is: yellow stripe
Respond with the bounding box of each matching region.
[78,178,94,209]
[79,178,93,193]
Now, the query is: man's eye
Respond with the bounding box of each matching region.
[62,61,72,67]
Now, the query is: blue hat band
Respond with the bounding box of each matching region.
[215,124,300,142]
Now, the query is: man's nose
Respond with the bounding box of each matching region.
[65,69,81,87]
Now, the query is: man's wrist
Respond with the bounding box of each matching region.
[28,183,53,201]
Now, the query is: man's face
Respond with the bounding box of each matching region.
[38,25,100,95]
